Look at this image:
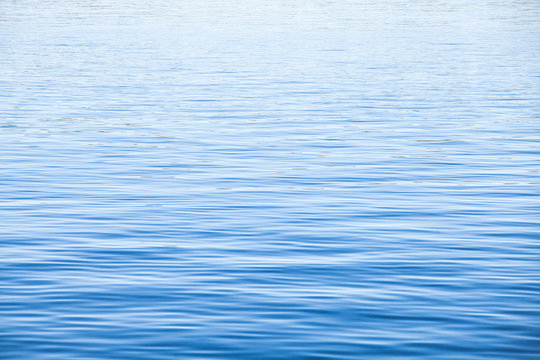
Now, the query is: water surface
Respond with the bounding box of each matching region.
[1,1,539,359]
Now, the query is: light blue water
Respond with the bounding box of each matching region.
[1,1,539,359]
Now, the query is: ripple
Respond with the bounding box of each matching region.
[1,0,540,359]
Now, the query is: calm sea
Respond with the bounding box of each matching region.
[1,1,539,359]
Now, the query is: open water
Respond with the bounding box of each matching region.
[1,1,539,359]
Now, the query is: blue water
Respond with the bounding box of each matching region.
[1,1,539,359]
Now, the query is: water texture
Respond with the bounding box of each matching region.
[1,1,539,359]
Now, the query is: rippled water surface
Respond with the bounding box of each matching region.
[1,1,539,359]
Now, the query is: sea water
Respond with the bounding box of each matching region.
[1,1,539,359]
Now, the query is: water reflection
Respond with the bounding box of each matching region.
[1,0,539,359]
